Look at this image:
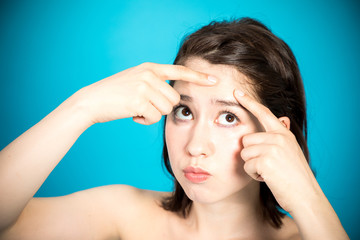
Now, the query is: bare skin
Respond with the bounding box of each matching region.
[0,60,348,239]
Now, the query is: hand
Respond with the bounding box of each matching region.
[74,62,216,125]
[233,89,320,214]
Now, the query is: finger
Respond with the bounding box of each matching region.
[132,116,146,125]
[233,89,284,132]
[149,63,218,86]
[133,102,162,125]
[147,88,174,115]
[241,145,262,161]
[243,159,265,182]
[242,132,279,147]
[156,80,181,105]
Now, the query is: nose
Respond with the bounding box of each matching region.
[186,120,215,158]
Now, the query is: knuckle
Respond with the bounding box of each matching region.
[275,132,289,145]
[172,92,181,105]
[269,145,281,156]
[261,157,272,170]
[244,162,252,174]
[133,96,148,112]
[243,161,251,173]
[240,149,247,160]
[141,69,156,80]
[149,113,162,124]
[272,133,283,143]
[140,62,153,68]
[135,81,150,94]
[242,135,249,147]
[155,113,163,122]
[160,69,171,80]
[164,104,173,115]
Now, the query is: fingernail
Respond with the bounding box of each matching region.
[207,75,217,84]
[235,89,245,97]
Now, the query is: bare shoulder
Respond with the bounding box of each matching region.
[92,185,172,238]
[0,184,171,240]
[81,184,170,204]
[82,184,170,218]
[94,184,171,208]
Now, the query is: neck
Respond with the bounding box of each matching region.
[187,181,267,239]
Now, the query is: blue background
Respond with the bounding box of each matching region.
[0,0,359,238]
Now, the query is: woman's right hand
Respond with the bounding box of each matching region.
[74,62,217,125]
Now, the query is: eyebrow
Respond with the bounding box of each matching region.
[180,94,192,102]
[180,94,245,109]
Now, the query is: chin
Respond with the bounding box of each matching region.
[180,177,256,205]
[184,189,220,204]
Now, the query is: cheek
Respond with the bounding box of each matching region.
[205,130,253,196]
[212,123,259,179]
[165,120,192,182]
[165,119,186,162]
[213,130,243,171]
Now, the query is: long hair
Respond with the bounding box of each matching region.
[161,17,310,228]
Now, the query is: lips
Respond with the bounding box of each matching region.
[183,166,211,183]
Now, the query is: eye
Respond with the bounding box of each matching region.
[174,106,193,121]
[217,112,239,126]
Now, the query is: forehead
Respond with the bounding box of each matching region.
[174,57,250,97]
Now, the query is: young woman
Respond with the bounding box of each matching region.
[0,18,348,239]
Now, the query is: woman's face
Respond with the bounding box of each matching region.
[165,57,263,204]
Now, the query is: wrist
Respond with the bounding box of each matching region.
[61,89,95,131]
[290,188,349,240]
[288,181,325,216]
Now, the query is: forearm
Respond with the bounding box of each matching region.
[0,91,92,230]
[291,188,349,240]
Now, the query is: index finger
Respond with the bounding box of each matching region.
[233,89,284,132]
[149,63,218,85]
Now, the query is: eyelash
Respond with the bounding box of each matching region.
[217,109,241,127]
[171,104,241,127]
[172,104,192,122]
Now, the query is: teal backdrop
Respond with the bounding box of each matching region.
[0,0,359,238]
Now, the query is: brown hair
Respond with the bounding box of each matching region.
[161,17,310,228]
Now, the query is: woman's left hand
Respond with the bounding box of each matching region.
[233,89,321,214]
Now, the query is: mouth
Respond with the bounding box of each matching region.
[183,166,211,183]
